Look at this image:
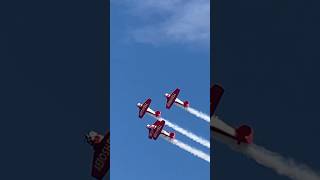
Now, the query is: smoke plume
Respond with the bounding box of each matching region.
[162,135,210,163]
[212,117,320,180]
[182,106,210,123]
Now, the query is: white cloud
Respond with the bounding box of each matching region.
[113,0,210,45]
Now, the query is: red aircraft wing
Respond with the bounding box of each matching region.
[138,98,151,118]
[166,88,180,109]
[152,120,165,140]
[91,132,110,180]
[210,84,224,116]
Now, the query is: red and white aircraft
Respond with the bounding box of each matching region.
[211,84,253,144]
[85,130,110,180]
[146,119,175,140]
[165,88,189,109]
[137,98,161,118]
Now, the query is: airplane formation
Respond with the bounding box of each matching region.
[137,86,253,145]
[83,85,254,179]
[137,88,189,140]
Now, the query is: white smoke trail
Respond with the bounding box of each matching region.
[246,144,320,180]
[164,118,210,149]
[182,106,210,123]
[148,114,210,149]
[212,119,320,180]
[162,135,210,163]
[181,107,236,138]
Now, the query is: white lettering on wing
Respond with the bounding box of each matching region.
[94,137,110,172]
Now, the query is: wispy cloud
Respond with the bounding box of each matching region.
[113,0,210,45]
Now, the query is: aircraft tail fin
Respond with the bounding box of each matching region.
[170,132,175,139]
[155,111,161,117]
[183,101,189,107]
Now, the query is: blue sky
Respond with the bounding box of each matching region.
[110,1,210,179]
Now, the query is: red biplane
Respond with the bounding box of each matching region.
[137,98,161,118]
[146,120,175,140]
[211,84,253,144]
[165,88,189,109]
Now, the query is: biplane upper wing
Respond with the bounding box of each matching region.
[91,132,110,180]
[137,98,152,118]
[165,88,180,109]
[152,120,165,140]
[210,84,224,116]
